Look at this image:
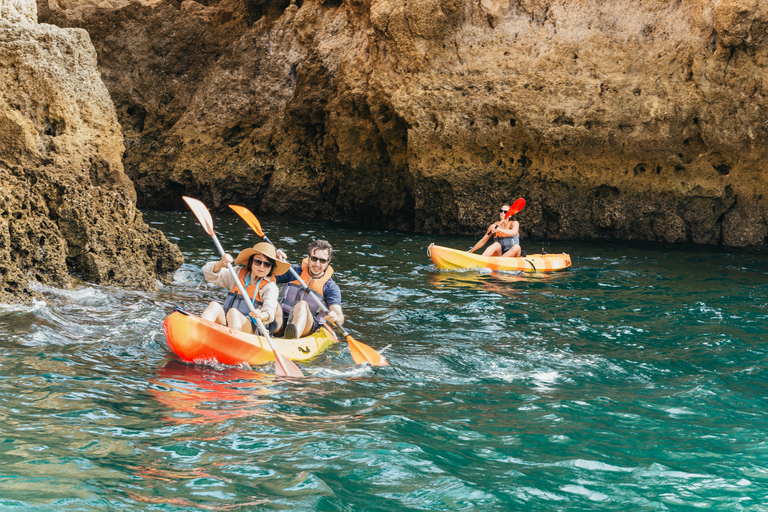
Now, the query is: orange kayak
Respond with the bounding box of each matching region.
[428,244,571,272]
[163,310,338,366]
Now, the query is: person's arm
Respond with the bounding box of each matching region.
[323,281,344,326]
[495,221,519,237]
[469,224,495,253]
[202,255,236,289]
[250,282,278,323]
[325,304,344,326]
[275,264,301,284]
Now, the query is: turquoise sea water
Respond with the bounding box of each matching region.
[1,210,767,511]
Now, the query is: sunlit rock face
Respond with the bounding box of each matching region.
[0,0,183,304]
[41,0,768,247]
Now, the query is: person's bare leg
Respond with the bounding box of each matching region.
[201,301,226,324]
[286,301,312,338]
[226,309,254,334]
[272,305,284,335]
[482,242,502,257]
[502,245,521,257]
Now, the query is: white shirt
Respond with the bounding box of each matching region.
[202,261,279,323]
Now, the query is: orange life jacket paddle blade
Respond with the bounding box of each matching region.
[229,205,266,238]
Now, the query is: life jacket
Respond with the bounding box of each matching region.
[494,219,515,239]
[280,258,334,323]
[222,267,273,317]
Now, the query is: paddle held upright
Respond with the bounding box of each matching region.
[229,204,389,366]
[183,197,304,377]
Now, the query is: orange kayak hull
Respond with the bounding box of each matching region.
[162,311,338,366]
[428,244,571,272]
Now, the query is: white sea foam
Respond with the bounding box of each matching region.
[29,281,115,307]
[0,298,48,312]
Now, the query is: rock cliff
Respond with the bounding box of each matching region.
[0,0,183,303]
[40,0,768,247]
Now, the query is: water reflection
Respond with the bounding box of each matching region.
[427,270,541,300]
[149,360,273,425]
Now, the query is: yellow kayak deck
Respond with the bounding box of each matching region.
[428,244,571,272]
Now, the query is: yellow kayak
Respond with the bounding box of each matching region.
[163,310,338,366]
[428,244,571,272]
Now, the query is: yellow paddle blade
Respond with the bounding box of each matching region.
[229,205,265,237]
[347,335,389,366]
[184,196,214,236]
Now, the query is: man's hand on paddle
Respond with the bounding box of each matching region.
[324,304,344,326]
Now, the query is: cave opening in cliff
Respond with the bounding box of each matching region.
[245,0,294,24]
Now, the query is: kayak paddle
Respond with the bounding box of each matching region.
[182,196,304,378]
[229,204,389,367]
[504,198,526,219]
[469,198,526,253]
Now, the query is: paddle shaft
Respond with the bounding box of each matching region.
[227,204,388,366]
[204,236,301,376]
[261,234,349,336]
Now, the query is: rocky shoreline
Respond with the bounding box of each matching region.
[1,1,182,303]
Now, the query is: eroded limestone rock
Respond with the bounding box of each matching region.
[1,0,37,24]
[0,10,183,304]
[40,0,768,247]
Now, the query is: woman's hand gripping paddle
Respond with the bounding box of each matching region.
[229,205,390,367]
[468,198,525,253]
[182,197,304,378]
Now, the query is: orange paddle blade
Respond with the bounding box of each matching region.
[229,205,265,237]
[505,198,526,219]
[184,196,215,236]
[347,335,389,366]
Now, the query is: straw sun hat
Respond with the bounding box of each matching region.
[235,242,290,276]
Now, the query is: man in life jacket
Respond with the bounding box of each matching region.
[274,240,344,339]
[469,204,522,257]
[200,242,291,334]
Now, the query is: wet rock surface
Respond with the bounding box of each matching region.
[0,7,183,304]
[39,0,768,247]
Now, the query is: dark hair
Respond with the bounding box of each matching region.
[247,254,275,276]
[308,239,333,261]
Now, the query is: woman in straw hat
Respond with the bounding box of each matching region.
[200,242,291,335]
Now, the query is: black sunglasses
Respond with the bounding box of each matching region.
[499,209,509,214]
[252,259,273,268]
[309,255,329,264]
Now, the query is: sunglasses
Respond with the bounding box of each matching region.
[309,255,329,264]
[499,209,509,214]
[252,259,273,268]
